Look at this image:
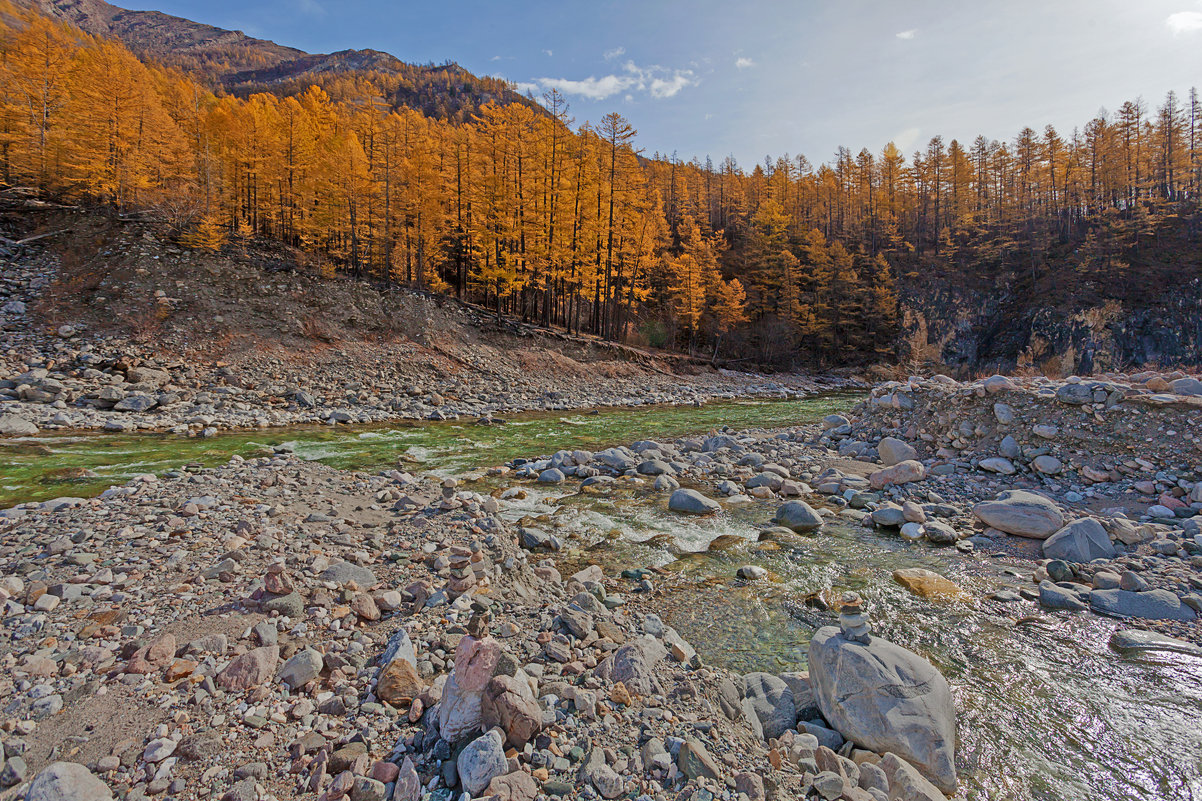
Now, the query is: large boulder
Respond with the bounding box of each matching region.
[26,762,113,801]
[481,673,542,748]
[456,730,507,797]
[773,501,823,532]
[217,646,279,691]
[878,437,918,466]
[1042,518,1117,563]
[599,636,666,695]
[668,488,720,515]
[808,627,957,794]
[0,414,38,436]
[1090,589,1197,621]
[1169,377,1202,396]
[879,753,946,801]
[742,672,795,740]
[869,460,925,490]
[972,490,1063,539]
[439,636,503,742]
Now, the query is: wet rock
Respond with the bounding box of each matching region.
[1109,628,1202,656]
[892,568,970,602]
[774,500,823,532]
[1039,580,1088,611]
[1090,589,1197,621]
[668,488,720,515]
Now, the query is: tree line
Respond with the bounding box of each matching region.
[1,2,1198,366]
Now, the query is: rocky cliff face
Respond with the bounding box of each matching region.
[899,277,1202,376]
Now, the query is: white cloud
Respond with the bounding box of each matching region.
[603,47,626,60]
[895,29,917,40]
[513,81,541,95]
[525,60,697,102]
[1166,11,1202,34]
[649,73,693,98]
[537,74,636,100]
[735,57,755,69]
[542,49,553,57]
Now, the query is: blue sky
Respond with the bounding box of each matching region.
[139,0,1202,167]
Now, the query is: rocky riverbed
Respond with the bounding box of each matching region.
[2,370,1201,801]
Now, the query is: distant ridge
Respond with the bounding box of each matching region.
[22,0,541,121]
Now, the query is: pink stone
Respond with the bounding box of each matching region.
[454,636,502,693]
[370,761,400,783]
[217,645,280,690]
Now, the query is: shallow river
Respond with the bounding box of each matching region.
[2,395,1200,800]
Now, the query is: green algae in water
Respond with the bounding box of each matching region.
[0,394,857,507]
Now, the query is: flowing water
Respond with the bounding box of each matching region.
[2,395,1200,800]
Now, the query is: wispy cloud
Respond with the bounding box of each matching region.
[297,0,325,17]
[895,29,917,40]
[524,60,697,101]
[1166,11,1202,34]
[542,48,553,57]
[735,57,755,69]
[603,47,626,60]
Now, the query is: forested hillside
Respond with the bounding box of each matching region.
[1,1,1199,371]
[21,0,540,122]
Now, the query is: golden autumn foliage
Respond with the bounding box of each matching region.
[2,1,1199,366]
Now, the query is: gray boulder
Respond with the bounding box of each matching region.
[1090,589,1197,621]
[1109,628,1202,656]
[878,437,918,466]
[1056,383,1094,405]
[277,648,323,688]
[320,561,377,588]
[808,627,956,793]
[456,730,507,797]
[972,490,1063,539]
[742,672,795,740]
[668,488,720,515]
[538,468,565,484]
[1170,377,1202,396]
[26,762,113,801]
[0,413,38,436]
[773,500,823,532]
[1042,518,1116,563]
[1038,580,1087,611]
[601,636,666,695]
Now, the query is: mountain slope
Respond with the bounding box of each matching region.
[24,0,538,121]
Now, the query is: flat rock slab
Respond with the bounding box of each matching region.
[1109,628,1202,657]
[1090,589,1197,622]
